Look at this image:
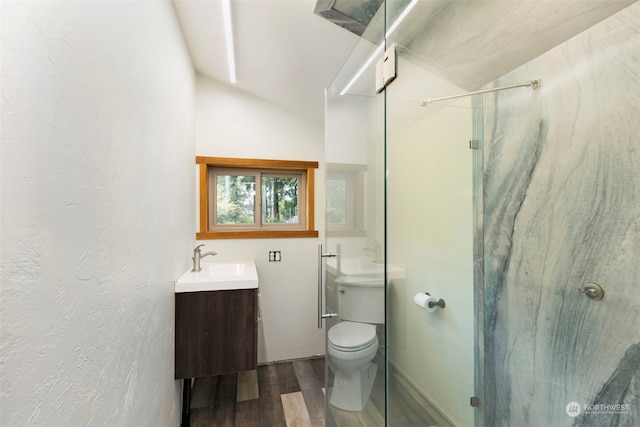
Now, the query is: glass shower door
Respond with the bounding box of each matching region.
[322,11,387,423]
[323,89,385,426]
[322,2,480,426]
[383,72,479,427]
[383,4,479,422]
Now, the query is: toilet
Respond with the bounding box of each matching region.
[327,276,385,411]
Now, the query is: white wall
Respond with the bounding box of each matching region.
[386,60,475,427]
[0,1,194,425]
[194,75,325,363]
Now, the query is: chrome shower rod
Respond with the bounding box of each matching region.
[420,79,541,106]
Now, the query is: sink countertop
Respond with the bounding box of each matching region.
[175,259,259,293]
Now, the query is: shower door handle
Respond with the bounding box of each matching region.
[318,245,337,329]
[321,313,338,319]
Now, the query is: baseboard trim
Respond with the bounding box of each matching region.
[388,361,458,427]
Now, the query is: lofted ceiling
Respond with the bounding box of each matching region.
[172,0,636,123]
[172,0,361,122]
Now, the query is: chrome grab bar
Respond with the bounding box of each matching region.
[317,244,337,329]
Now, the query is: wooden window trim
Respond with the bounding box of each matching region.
[196,156,319,239]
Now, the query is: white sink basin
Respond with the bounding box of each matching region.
[326,256,406,279]
[175,260,258,293]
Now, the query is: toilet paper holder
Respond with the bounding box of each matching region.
[414,292,446,311]
[428,298,446,309]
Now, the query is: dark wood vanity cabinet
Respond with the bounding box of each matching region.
[175,289,258,379]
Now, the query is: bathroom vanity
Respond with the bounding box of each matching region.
[174,260,259,378]
[174,260,259,426]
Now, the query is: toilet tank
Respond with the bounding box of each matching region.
[336,276,385,324]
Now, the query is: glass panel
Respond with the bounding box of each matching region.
[324,93,386,427]
[323,1,386,424]
[261,176,299,224]
[215,174,255,224]
[384,1,478,426]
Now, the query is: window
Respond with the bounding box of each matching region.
[326,163,366,237]
[211,168,305,229]
[196,157,319,239]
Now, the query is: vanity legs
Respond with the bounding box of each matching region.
[181,378,192,427]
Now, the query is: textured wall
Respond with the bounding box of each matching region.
[481,3,640,426]
[1,1,194,425]
[194,75,325,363]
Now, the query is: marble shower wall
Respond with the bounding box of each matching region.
[480,3,640,427]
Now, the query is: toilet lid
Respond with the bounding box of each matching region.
[328,321,377,351]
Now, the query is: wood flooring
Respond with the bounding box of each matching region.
[187,356,453,427]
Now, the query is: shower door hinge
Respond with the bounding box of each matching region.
[469,140,478,149]
[375,44,397,94]
[470,396,480,407]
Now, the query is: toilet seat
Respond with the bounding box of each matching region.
[328,321,377,352]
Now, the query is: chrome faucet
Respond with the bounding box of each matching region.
[363,240,383,263]
[192,244,217,272]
